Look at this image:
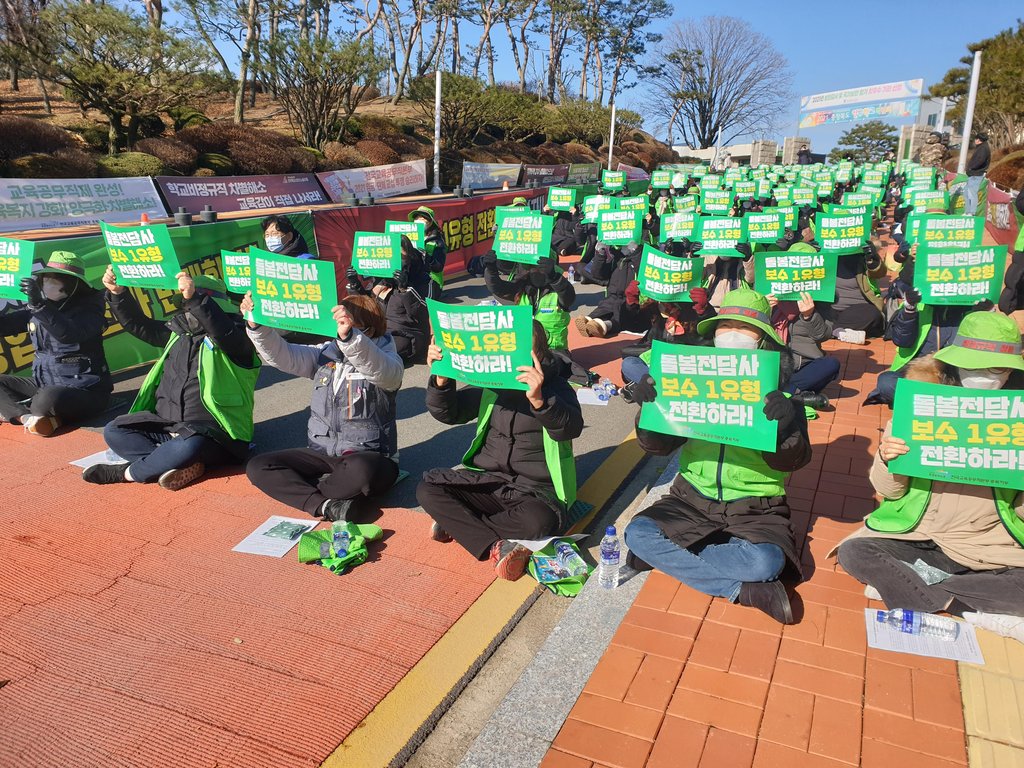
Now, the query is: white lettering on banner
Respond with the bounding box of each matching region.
[435,309,514,332]
[911,393,1024,421]
[764,255,826,269]
[254,259,320,282]
[260,299,320,320]
[0,241,20,256]
[667,401,753,426]
[120,264,166,279]
[449,353,512,374]
[0,274,15,287]
[104,229,156,248]
[318,159,428,201]
[920,446,1024,471]
[663,353,759,378]
[0,177,166,232]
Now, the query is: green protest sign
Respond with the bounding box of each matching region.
[674,194,698,213]
[733,181,757,200]
[100,222,181,290]
[889,379,1024,488]
[598,209,643,245]
[494,210,553,264]
[546,187,576,211]
[906,214,984,248]
[601,169,626,191]
[249,247,338,336]
[826,204,870,217]
[773,186,794,206]
[862,170,885,187]
[745,212,785,243]
[660,212,698,242]
[0,237,36,300]
[903,189,949,211]
[755,250,837,302]
[385,220,425,249]
[617,194,649,212]
[816,181,834,199]
[910,166,937,185]
[220,250,251,292]
[913,245,1007,305]
[352,231,402,278]
[638,246,703,301]
[764,206,796,229]
[638,341,781,451]
[756,179,773,199]
[792,186,817,207]
[817,213,870,254]
[700,174,722,190]
[651,170,672,189]
[697,215,746,256]
[427,300,534,390]
[690,165,709,177]
[702,189,734,216]
[581,194,613,223]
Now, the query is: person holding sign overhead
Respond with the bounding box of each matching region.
[417,321,584,582]
[243,294,403,522]
[83,267,260,490]
[0,251,111,436]
[624,289,812,624]
[836,311,1024,640]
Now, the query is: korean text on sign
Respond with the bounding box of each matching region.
[598,210,643,246]
[906,214,984,249]
[638,245,703,302]
[221,250,252,292]
[890,379,1024,488]
[697,215,746,256]
[494,210,553,264]
[914,245,1007,305]
[638,342,781,451]
[352,231,401,278]
[248,247,338,337]
[755,251,837,302]
[817,213,869,254]
[660,213,698,242]
[0,236,36,300]
[100,222,181,290]
[546,187,576,211]
[427,299,534,390]
[745,212,784,243]
[385,220,425,249]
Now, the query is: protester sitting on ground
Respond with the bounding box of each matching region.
[408,206,448,300]
[84,267,259,490]
[624,288,811,624]
[261,215,314,258]
[766,290,839,409]
[548,204,584,259]
[416,322,584,581]
[997,188,1024,319]
[836,311,1024,641]
[574,242,648,339]
[243,293,403,522]
[0,251,111,436]
[706,246,755,310]
[824,242,886,344]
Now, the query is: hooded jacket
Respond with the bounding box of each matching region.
[967,140,990,177]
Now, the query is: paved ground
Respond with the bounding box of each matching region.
[0,269,641,768]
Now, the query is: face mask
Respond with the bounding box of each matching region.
[958,367,1010,390]
[42,278,67,302]
[714,330,759,350]
[265,235,285,252]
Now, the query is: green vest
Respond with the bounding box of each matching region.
[519,291,569,350]
[462,389,577,507]
[678,438,787,502]
[130,335,260,442]
[426,240,444,288]
[889,304,934,372]
[867,476,1024,546]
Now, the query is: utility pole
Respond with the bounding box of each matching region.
[431,70,442,194]
[607,101,616,170]
[957,51,982,175]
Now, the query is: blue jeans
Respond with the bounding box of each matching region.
[104,421,236,483]
[621,355,649,384]
[624,516,785,600]
[784,356,841,395]
[964,175,984,216]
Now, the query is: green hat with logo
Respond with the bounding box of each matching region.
[408,205,438,229]
[37,251,87,280]
[697,286,783,346]
[934,312,1024,371]
[512,196,528,206]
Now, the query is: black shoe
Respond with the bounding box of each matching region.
[321,498,354,522]
[430,521,453,543]
[792,391,829,410]
[625,550,653,572]
[82,463,130,485]
[621,381,637,405]
[737,581,794,624]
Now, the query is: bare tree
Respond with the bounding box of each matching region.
[539,0,581,102]
[1,0,51,112]
[503,0,538,93]
[648,16,793,148]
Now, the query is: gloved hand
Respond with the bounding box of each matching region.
[480,250,498,271]
[625,280,640,306]
[902,286,922,308]
[688,287,709,314]
[633,374,658,404]
[893,240,911,264]
[393,269,409,290]
[862,242,881,270]
[536,256,557,281]
[345,268,361,290]
[973,299,995,312]
[763,390,799,434]
[20,276,44,308]
[775,229,797,250]
[734,242,753,258]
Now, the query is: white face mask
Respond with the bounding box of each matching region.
[265,235,285,252]
[42,277,67,302]
[714,330,759,350]
[958,367,1010,390]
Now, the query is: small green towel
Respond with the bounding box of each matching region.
[297,522,384,575]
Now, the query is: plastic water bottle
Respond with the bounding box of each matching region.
[598,526,621,589]
[599,377,618,397]
[876,609,958,641]
[567,265,576,284]
[331,521,351,558]
[554,541,589,577]
[595,383,610,402]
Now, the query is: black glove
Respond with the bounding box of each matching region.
[902,286,922,308]
[393,269,409,290]
[894,240,911,264]
[536,256,557,281]
[862,242,880,268]
[734,242,753,258]
[633,374,658,404]
[346,267,360,287]
[973,299,995,312]
[480,250,498,271]
[20,276,44,308]
[763,390,799,434]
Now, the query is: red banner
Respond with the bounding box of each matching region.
[521,164,570,186]
[156,174,329,214]
[312,189,547,285]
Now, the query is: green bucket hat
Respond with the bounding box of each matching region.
[512,196,528,206]
[37,250,87,280]
[408,205,438,229]
[696,287,783,346]
[192,274,237,314]
[933,312,1024,371]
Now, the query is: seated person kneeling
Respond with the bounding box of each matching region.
[244,294,403,521]
[417,322,584,581]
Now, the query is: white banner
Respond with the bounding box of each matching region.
[616,162,651,181]
[800,79,923,113]
[0,177,168,233]
[317,159,427,201]
[461,162,522,191]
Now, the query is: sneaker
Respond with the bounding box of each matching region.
[574,316,594,337]
[864,584,882,601]
[625,550,653,572]
[489,540,531,581]
[737,580,795,624]
[430,521,453,543]
[621,381,637,405]
[320,497,354,522]
[157,462,206,491]
[792,391,830,410]
[835,328,867,345]
[963,611,1024,643]
[82,463,130,485]
[23,415,60,436]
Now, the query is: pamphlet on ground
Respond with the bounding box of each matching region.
[234,516,320,558]
[864,608,984,664]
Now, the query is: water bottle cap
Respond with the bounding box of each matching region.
[606,525,616,536]
[875,610,887,623]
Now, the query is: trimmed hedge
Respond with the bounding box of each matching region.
[97,152,165,178]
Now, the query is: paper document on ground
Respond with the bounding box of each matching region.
[576,388,609,406]
[511,533,588,553]
[864,608,984,664]
[234,516,320,557]
[70,451,123,469]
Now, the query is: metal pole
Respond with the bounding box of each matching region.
[607,101,616,170]
[713,126,722,169]
[938,96,948,132]
[957,51,982,174]
[431,69,442,194]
